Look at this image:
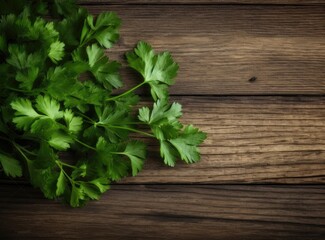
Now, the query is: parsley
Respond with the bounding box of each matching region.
[0,0,207,207]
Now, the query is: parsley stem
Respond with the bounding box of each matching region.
[3,138,36,157]
[106,81,147,101]
[110,151,125,156]
[60,161,77,169]
[5,87,29,93]
[76,112,96,124]
[12,142,30,162]
[19,146,37,156]
[56,161,75,184]
[109,125,154,138]
[74,139,96,151]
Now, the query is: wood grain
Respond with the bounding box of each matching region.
[79,0,325,5]
[85,5,325,95]
[0,184,324,239]
[1,1,325,239]
[2,96,323,184]
[0,97,325,184]
[117,96,325,184]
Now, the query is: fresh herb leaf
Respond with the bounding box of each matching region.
[64,109,83,134]
[48,41,65,64]
[0,0,206,207]
[120,141,146,176]
[48,132,73,151]
[35,95,63,120]
[81,12,121,48]
[11,98,41,131]
[70,183,84,207]
[0,153,22,177]
[86,44,122,90]
[56,170,67,196]
[169,125,207,164]
[127,41,179,100]
[139,100,206,166]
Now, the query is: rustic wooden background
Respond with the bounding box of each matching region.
[1,0,325,239]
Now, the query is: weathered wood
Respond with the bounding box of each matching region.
[0,184,324,239]
[79,0,325,5]
[83,5,325,95]
[1,96,323,184]
[1,1,325,239]
[116,96,325,184]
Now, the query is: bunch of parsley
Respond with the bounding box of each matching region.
[0,0,206,207]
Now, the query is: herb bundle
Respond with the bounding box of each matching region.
[0,0,206,207]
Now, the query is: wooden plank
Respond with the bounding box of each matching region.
[124,96,325,184]
[79,0,325,5]
[84,5,325,95]
[1,96,324,184]
[0,184,325,239]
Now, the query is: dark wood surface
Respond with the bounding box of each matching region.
[102,5,325,95]
[1,184,325,240]
[1,1,325,239]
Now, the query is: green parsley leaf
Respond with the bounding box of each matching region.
[0,153,22,177]
[122,141,147,176]
[139,100,206,166]
[71,163,87,179]
[31,118,59,137]
[90,177,110,193]
[48,131,74,151]
[35,95,63,120]
[48,41,65,64]
[64,109,83,134]
[34,141,57,169]
[56,8,88,47]
[93,105,131,143]
[0,1,206,208]
[46,66,78,100]
[159,140,178,167]
[139,99,183,141]
[70,183,84,207]
[52,0,77,17]
[96,137,129,180]
[15,67,39,91]
[86,44,122,90]
[81,12,121,48]
[80,182,100,200]
[27,161,59,199]
[79,177,110,201]
[169,125,207,164]
[127,41,179,100]
[11,98,40,131]
[56,170,67,196]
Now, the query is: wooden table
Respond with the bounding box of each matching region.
[1,1,325,239]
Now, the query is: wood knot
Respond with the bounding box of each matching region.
[248,76,257,83]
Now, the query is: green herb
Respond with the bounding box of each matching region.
[0,0,207,207]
